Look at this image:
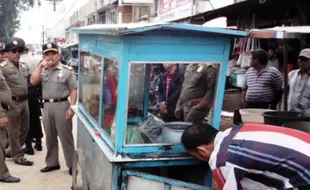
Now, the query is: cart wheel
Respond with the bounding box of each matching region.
[72,149,88,190]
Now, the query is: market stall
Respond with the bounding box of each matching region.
[71,23,247,190]
[248,26,310,111]
[60,42,79,72]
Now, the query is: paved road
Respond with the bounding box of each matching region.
[0,117,77,190]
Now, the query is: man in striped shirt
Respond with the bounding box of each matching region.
[181,123,310,190]
[242,49,283,109]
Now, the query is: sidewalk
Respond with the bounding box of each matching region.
[0,117,77,190]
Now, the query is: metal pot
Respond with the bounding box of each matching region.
[263,111,310,126]
[282,121,310,133]
[162,122,192,144]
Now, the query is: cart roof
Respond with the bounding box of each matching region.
[71,23,247,37]
[248,26,310,39]
[60,42,78,49]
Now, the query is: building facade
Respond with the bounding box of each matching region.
[64,0,234,43]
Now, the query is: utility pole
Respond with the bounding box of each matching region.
[46,0,63,12]
[53,0,56,11]
[42,25,45,45]
[118,0,123,24]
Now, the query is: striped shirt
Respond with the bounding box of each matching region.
[288,69,310,115]
[209,123,310,190]
[243,66,283,103]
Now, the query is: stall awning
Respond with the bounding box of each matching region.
[71,23,247,37]
[248,26,310,39]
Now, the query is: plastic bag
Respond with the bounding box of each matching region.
[237,38,252,68]
[237,38,261,68]
[137,115,164,144]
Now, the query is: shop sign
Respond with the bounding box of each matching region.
[122,0,153,4]
[158,0,193,22]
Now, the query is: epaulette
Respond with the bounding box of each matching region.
[63,65,73,70]
[0,62,7,68]
[20,62,28,69]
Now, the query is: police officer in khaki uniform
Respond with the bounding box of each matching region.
[175,64,217,124]
[0,45,10,151]
[0,38,33,166]
[0,44,6,63]
[0,70,20,183]
[31,43,77,175]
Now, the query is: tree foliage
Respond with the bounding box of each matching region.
[0,0,40,42]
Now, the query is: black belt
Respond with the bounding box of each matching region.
[43,97,68,103]
[12,95,28,102]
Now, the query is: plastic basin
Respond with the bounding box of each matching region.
[162,122,192,144]
[263,111,310,126]
[239,109,273,124]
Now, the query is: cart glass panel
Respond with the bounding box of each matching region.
[79,51,103,123]
[100,58,119,139]
[125,62,220,145]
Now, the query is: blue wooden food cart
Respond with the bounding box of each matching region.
[70,23,247,190]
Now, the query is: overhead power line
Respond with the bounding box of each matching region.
[47,0,79,31]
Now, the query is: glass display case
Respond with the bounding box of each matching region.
[71,23,247,190]
[79,51,102,123]
[79,52,119,141]
[124,62,221,145]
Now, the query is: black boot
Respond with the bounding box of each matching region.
[22,145,34,155]
[34,139,42,151]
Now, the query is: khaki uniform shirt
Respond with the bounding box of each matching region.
[40,63,78,99]
[177,64,217,108]
[0,60,29,97]
[0,102,5,118]
[0,70,12,117]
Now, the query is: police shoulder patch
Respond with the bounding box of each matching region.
[63,65,73,70]
[20,62,28,69]
[0,62,7,68]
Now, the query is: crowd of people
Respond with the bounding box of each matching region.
[241,48,310,114]
[150,46,310,126]
[0,38,77,183]
[146,45,310,189]
[179,48,310,189]
[149,63,218,125]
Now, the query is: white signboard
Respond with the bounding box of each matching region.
[158,0,193,22]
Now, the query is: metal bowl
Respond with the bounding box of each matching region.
[162,122,192,144]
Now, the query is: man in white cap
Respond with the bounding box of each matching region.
[288,48,310,115]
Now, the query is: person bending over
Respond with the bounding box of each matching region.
[181,122,310,190]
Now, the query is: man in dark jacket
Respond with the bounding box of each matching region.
[157,64,184,122]
[22,47,43,155]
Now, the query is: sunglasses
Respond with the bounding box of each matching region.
[10,48,24,54]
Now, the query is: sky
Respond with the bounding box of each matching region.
[15,0,232,45]
[15,0,88,44]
